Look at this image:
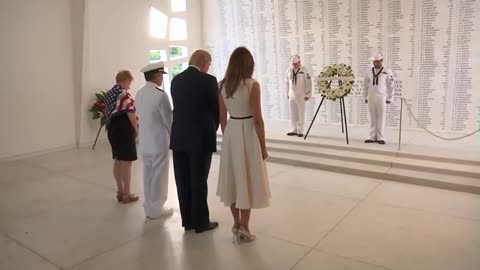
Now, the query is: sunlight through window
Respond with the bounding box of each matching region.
[150,7,168,39]
[169,46,189,60]
[149,50,168,63]
[171,62,189,76]
[171,0,187,12]
[169,18,187,41]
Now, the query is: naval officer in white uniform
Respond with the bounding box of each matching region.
[285,55,312,137]
[363,53,395,145]
[135,62,173,219]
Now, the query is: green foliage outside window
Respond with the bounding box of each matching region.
[172,63,187,76]
[170,47,183,58]
[150,50,161,61]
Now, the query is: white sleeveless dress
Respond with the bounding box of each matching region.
[217,78,271,209]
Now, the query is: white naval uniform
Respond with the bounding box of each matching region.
[285,66,312,134]
[135,82,172,218]
[363,66,394,141]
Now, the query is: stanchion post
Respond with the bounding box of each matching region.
[398,98,403,151]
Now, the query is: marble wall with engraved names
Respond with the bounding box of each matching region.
[203,0,479,132]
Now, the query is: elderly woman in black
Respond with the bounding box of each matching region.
[105,70,139,203]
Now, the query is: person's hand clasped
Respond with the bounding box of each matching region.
[304,97,310,101]
[365,99,368,104]
[386,100,391,104]
[262,149,269,160]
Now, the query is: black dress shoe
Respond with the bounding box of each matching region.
[377,140,386,145]
[184,226,192,232]
[364,139,376,143]
[195,222,219,233]
[287,132,297,136]
[296,133,304,137]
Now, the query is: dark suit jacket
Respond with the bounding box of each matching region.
[170,67,220,153]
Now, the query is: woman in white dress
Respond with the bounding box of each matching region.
[217,47,270,243]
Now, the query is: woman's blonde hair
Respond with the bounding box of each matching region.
[116,70,134,83]
[222,47,255,98]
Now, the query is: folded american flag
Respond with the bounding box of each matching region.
[105,84,136,128]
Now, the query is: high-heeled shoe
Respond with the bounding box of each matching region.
[120,193,139,204]
[116,191,122,202]
[231,224,240,234]
[238,227,256,242]
[232,224,241,244]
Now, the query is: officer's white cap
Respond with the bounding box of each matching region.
[371,53,383,61]
[140,62,167,74]
[290,55,301,64]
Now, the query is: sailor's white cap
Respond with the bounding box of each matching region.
[140,62,167,74]
[290,55,301,64]
[371,53,383,61]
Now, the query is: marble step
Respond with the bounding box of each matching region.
[215,139,479,194]
[262,137,480,166]
[217,139,480,178]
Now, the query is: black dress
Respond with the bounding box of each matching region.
[107,113,137,161]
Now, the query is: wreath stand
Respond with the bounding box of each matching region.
[92,125,103,150]
[304,64,353,144]
[304,96,349,144]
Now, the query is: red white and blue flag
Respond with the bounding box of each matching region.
[105,84,136,127]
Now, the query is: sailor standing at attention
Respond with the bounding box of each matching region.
[135,62,174,219]
[363,53,395,145]
[285,55,312,137]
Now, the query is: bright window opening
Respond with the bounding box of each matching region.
[170,46,189,60]
[163,72,171,95]
[169,18,187,41]
[149,50,168,63]
[172,63,189,76]
[150,7,168,39]
[171,0,187,12]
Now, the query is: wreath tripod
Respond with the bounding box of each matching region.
[305,63,354,145]
[304,96,349,144]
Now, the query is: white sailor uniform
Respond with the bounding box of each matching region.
[285,66,312,134]
[363,66,394,142]
[135,81,172,218]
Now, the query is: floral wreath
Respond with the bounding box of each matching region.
[89,91,108,150]
[89,91,107,127]
[317,64,354,101]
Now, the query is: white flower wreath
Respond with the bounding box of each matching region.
[317,63,355,101]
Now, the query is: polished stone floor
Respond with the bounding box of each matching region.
[1,142,478,270]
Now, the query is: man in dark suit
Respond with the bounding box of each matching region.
[170,50,220,233]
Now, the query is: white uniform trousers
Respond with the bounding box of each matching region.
[367,94,387,141]
[142,152,169,218]
[289,97,306,134]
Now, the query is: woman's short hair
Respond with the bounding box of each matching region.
[116,70,134,83]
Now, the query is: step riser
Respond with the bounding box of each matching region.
[268,147,391,167]
[214,151,386,179]
[384,174,480,194]
[217,143,480,178]
[270,147,479,178]
[266,138,394,156]
[214,148,479,194]
[395,152,480,167]
[217,137,480,166]
[392,163,479,179]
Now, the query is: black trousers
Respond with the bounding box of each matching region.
[173,151,213,229]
